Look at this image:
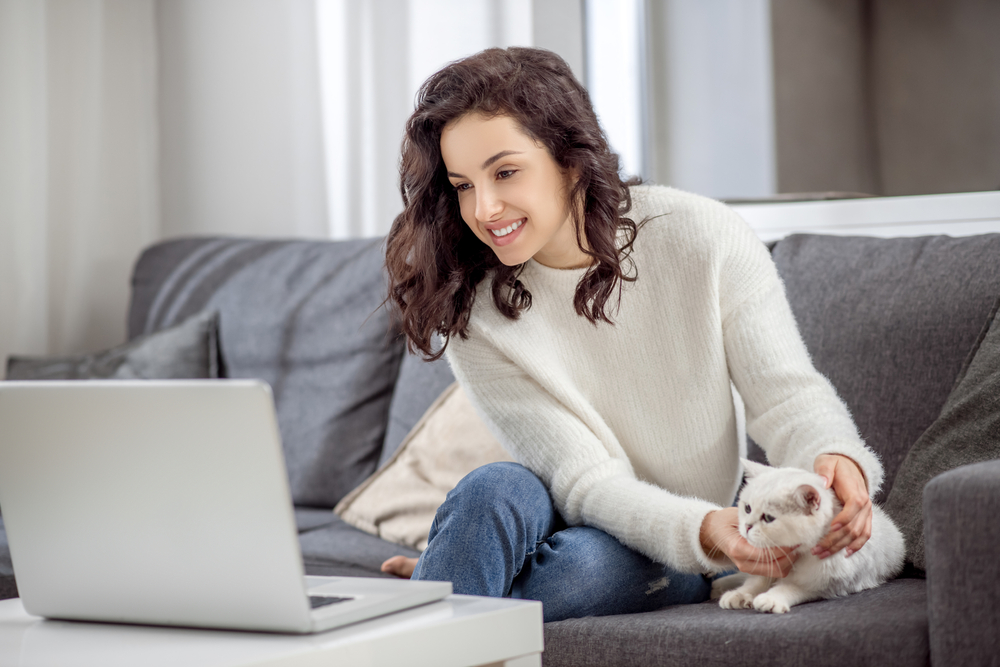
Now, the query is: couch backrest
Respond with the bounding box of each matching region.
[770,233,1000,504]
[130,231,1000,510]
[128,237,404,509]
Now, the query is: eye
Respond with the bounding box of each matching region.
[761,514,776,524]
[744,504,751,514]
[453,182,472,192]
[497,169,516,180]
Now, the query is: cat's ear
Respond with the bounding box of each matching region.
[741,458,771,479]
[794,485,822,514]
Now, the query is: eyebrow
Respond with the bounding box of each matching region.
[447,150,524,179]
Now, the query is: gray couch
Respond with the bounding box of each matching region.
[1,228,998,666]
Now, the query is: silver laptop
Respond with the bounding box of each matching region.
[0,380,450,633]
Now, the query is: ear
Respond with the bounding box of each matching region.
[741,458,771,479]
[795,485,822,514]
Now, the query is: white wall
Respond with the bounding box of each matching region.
[157,0,328,240]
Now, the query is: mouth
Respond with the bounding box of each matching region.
[488,219,524,237]
[485,218,525,247]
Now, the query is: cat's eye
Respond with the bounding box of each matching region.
[761,514,776,523]
[744,504,751,514]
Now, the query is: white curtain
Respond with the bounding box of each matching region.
[585,0,776,199]
[315,0,534,240]
[0,0,159,365]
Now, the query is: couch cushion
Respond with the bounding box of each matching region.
[770,233,1000,503]
[544,578,928,667]
[336,382,513,551]
[884,295,1000,570]
[128,238,404,508]
[5,310,219,380]
[298,514,420,578]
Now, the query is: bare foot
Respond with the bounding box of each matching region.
[381,555,418,579]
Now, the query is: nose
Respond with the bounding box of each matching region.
[475,184,503,222]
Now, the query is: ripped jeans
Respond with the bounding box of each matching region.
[410,462,711,622]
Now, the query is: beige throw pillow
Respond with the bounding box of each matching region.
[334,382,513,550]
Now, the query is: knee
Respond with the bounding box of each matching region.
[443,462,549,515]
[432,462,554,540]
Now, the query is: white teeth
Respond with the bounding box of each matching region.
[490,220,523,237]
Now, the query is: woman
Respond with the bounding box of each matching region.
[381,47,878,622]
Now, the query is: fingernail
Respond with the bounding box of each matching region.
[831,523,843,532]
[845,549,853,558]
[811,546,822,555]
[820,476,830,488]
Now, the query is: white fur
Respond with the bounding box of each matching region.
[717,459,904,614]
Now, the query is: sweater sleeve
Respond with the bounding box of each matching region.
[718,217,885,498]
[446,326,733,575]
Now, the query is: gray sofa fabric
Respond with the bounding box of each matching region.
[298,514,421,578]
[128,237,405,509]
[380,350,456,467]
[543,579,929,667]
[885,295,1000,569]
[5,310,220,381]
[291,507,420,578]
[924,460,1000,667]
[770,234,1000,504]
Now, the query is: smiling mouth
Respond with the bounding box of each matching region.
[489,219,523,237]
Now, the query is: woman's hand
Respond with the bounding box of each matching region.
[700,507,799,578]
[812,454,872,559]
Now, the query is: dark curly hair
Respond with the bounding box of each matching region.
[385,47,640,360]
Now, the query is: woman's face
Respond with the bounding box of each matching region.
[440,113,590,269]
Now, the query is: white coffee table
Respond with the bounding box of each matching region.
[0,594,543,666]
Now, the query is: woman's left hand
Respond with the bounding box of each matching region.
[812,454,872,559]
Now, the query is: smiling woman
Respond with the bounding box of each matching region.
[382,47,882,624]
[385,48,639,363]
[441,114,587,269]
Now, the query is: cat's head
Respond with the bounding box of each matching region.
[736,459,837,549]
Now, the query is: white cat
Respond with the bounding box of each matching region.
[717,459,904,614]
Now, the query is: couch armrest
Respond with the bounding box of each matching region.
[924,459,1000,667]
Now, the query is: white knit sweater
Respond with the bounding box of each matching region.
[445,185,883,574]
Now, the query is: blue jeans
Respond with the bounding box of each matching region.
[411,462,711,622]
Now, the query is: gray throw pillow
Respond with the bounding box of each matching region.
[5,310,219,380]
[884,295,1000,571]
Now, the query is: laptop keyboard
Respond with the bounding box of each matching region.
[309,595,353,609]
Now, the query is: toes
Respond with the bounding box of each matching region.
[752,594,789,614]
[719,590,754,610]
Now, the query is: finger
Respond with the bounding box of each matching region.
[817,504,872,556]
[820,490,870,544]
[846,510,874,556]
[743,546,796,578]
[827,517,862,553]
[813,457,835,489]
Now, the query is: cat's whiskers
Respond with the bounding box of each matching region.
[746,530,786,578]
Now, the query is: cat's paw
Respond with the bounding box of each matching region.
[719,589,755,610]
[710,572,748,600]
[752,593,790,614]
